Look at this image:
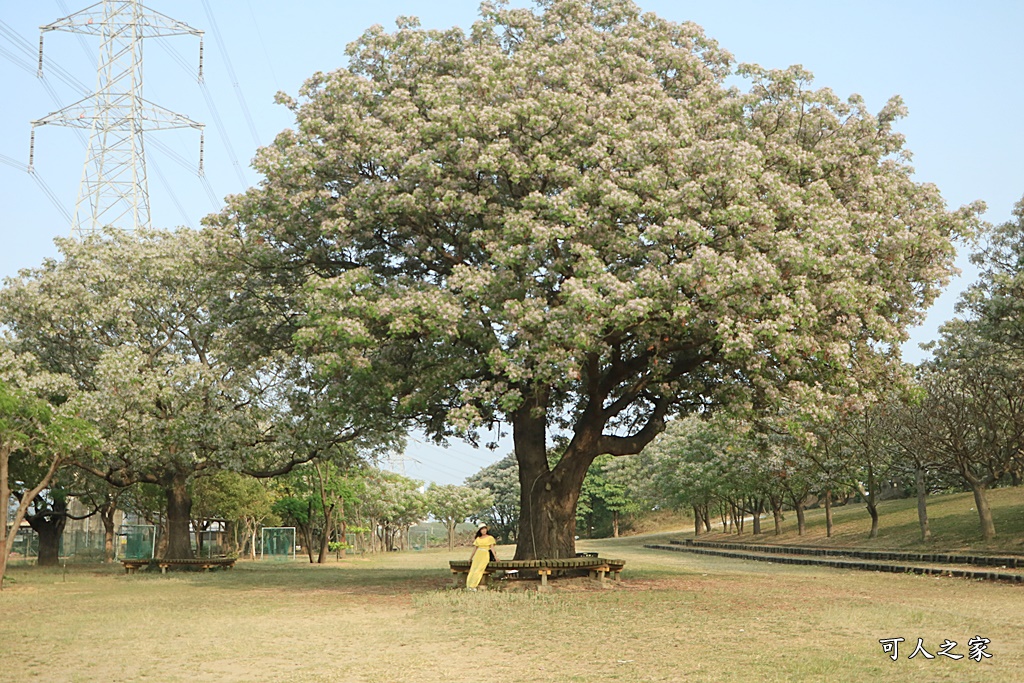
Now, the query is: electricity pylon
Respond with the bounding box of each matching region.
[30,1,205,237]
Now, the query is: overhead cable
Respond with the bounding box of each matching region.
[200,0,261,148]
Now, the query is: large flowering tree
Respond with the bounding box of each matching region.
[211,0,979,558]
[1,230,395,559]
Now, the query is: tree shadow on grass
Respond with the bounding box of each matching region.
[204,563,454,596]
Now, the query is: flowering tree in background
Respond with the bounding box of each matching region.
[0,352,98,588]
[0,230,394,559]
[464,455,520,544]
[211,0,980,558]
[425,483,493,550]
[912,325,1024,540]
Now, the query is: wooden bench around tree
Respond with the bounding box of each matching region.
[121,558,237,574]
[449,556,625,589]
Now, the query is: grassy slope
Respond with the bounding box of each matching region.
[0,488,1021,683]
[637,486,1024,555]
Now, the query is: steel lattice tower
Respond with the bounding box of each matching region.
[31,1,205,236]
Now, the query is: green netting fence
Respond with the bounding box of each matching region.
[6,524,156,564]
[120,524,157,560]
[260,527,296,560]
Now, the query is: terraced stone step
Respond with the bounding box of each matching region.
[644,542,1024,584]
[671,538,1024,569]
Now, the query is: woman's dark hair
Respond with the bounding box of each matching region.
[475,526,488,538]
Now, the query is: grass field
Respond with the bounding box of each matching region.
[2,488,1022,683]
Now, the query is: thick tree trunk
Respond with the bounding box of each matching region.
[693,506,702,536]
[967,479,996,540]
[824,490,833,538]
[794,499,806,536]
[857,481,879,539]
[612,511,619,538]
[28,498,68,567]
[915,467,931,542]
[513,396,589,560]
[34,520,65,566]
[752,499,762,535]
[865,502,879,539]
[163,475,195,560]
[1,450,62,590]
[516,475,582,559]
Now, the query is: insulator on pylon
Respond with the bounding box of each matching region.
[28,129,36,171]
[198,39,204,83]
[37,35,44,77]
[198,131,205,176]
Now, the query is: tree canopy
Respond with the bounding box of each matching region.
[196,0,983,557]
[0,229,397,559]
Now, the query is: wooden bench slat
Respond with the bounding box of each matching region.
[121,558,236,574]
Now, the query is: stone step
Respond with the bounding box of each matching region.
[644,543,1024,584]
[670,538,1024,569]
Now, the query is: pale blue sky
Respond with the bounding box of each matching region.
[1,1,1022,485]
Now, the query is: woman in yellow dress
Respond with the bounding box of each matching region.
[466,524,497,590]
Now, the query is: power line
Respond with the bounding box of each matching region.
[200,0,261,148]
[0,151,73,224]
[29,169,74,224]
[0,43,36,76]
[246,0,279,92]
[152,37,245,193]
[410,436,500,471]
[54,0,95,65]
[0,19,91,94]
[198,81,249,189]
[0,152,28,171]
[0,152,73,223]
[148,156,194,229]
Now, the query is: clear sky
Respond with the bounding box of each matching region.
[1,1,1022,486]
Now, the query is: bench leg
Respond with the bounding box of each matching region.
[160,565,167,574]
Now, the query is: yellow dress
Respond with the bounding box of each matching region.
[466,535,496,589]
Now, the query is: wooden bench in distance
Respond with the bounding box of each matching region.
[121,558,237,574]
[449,556,625,589]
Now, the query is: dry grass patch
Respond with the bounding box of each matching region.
[3,539,1021,682]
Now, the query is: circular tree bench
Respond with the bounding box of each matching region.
[121,558,237,574]
[449,556,625,589]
